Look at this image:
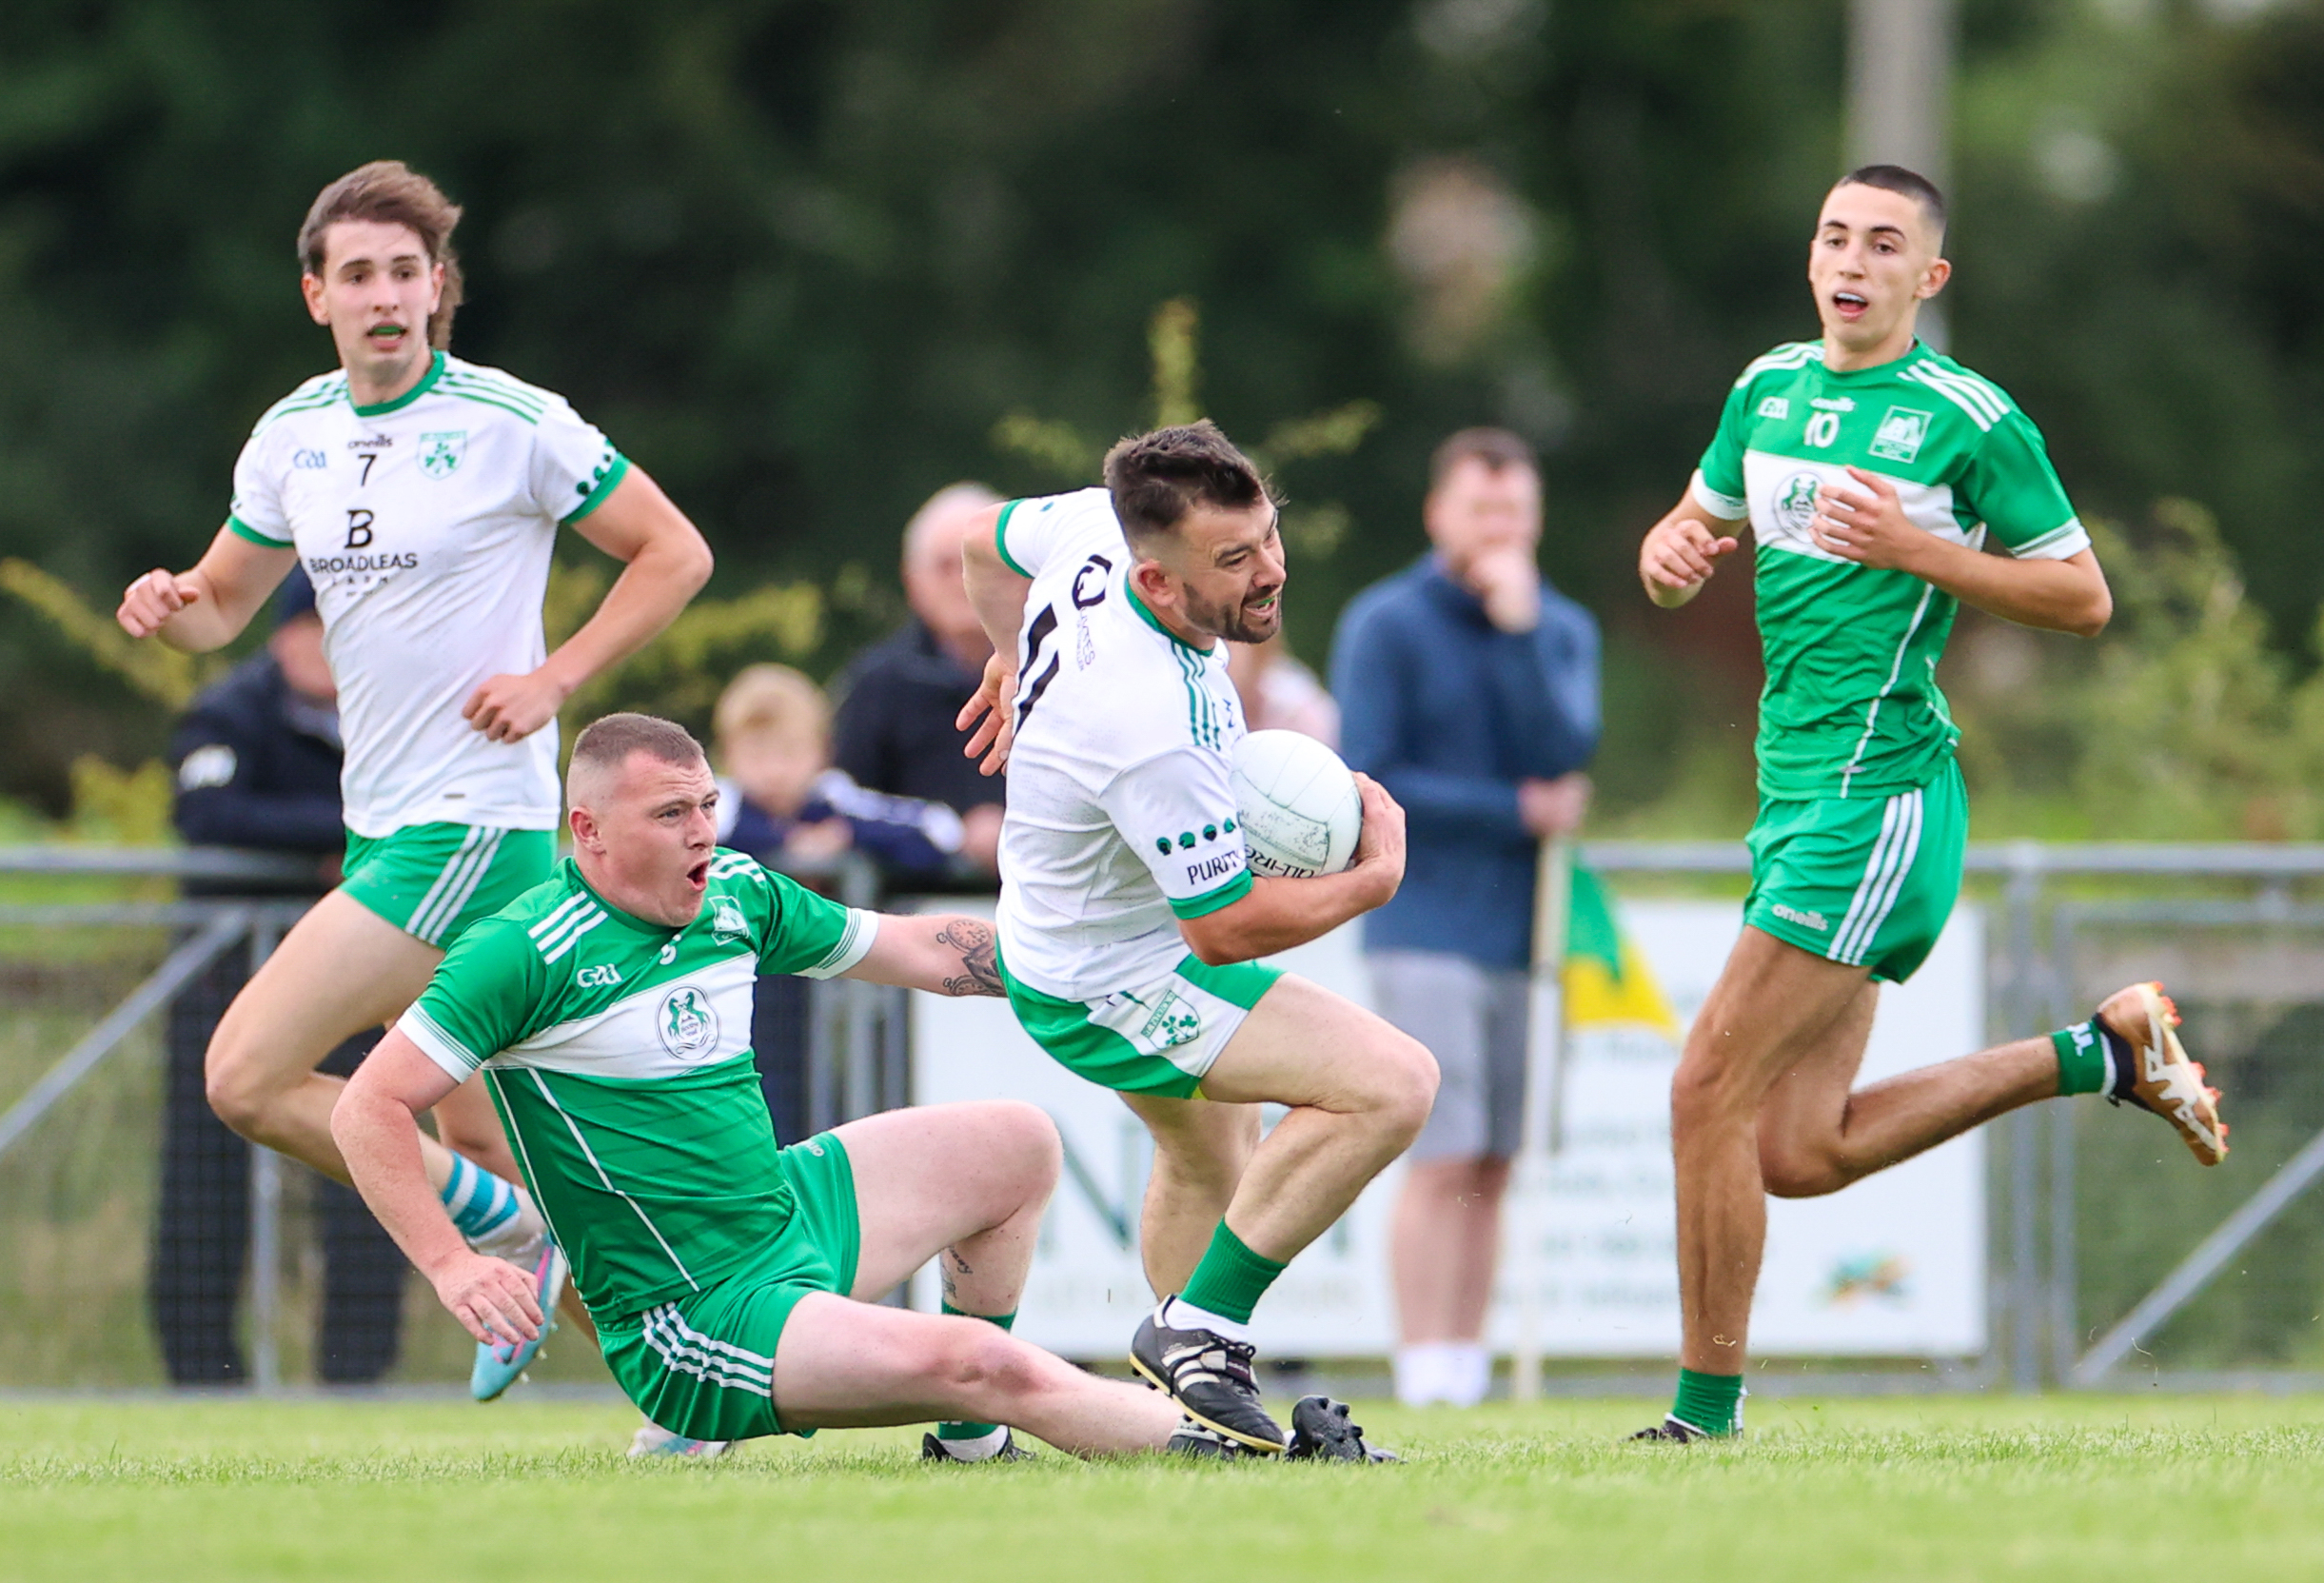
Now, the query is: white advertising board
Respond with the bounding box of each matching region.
[910,900,1985,1359]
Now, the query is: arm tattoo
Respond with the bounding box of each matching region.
[934,918,1004,998]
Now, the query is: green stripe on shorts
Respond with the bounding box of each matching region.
[998,948,1281,1098]
[341,822,556,949]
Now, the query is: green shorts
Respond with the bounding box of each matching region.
[998,948,1282,1099]
[341,822,555,949]
[1743,759,1966,984]
[597,1132,861,1444]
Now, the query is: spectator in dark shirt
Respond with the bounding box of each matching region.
[831,483,1006,876]
[156,567,406,1385]
[1331,428,1601,1409]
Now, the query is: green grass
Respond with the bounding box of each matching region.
[5,1395,2321,1581]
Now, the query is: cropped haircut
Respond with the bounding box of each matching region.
[1834,164,1947,237]
[1102,421,1271,548]
[713,663,829,746]
[1428,426,1538,492]
[568,713,706,794]
[297,160,467,350]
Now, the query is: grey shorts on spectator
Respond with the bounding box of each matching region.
[1367,949,1531,1162]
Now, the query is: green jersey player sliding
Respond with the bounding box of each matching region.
[1632,165,2228,1443]
[116,162,715,1397]
[955,425,1437,1454]
[333,713,1383,1461]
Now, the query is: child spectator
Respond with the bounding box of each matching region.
[712,663,966,881]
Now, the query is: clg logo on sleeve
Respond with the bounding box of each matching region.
[1868,406,1933,464]
[657,986,719,1059]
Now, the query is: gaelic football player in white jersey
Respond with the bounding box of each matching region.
[955,424,1438,1454]
[116,162,714,1397]
[1631,166,2226,1443]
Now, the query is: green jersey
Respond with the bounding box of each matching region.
[1693,339,2088,801]
[398,852,877,1321]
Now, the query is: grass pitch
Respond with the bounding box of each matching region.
[6,1393,2320,1581]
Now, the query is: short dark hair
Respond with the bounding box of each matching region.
[1102,421,1271,547]
[1428,426,1538,492]
[298,160,466,350]
[1833,164,1946,235]
[569,713,705,786]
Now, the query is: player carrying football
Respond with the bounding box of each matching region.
[1633,165,2228,1441]
[115,161,715,1396]
[333,713,1384,1462]
[955,424,1438,1454]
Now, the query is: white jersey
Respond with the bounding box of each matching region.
[993,489,1251,1001]
[226,352,627,837]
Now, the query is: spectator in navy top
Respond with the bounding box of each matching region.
[157,566,405,1385]
[830,483,1006,878]
[1330,427,1601,1409]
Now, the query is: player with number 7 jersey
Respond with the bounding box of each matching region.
[115,160,714,1403]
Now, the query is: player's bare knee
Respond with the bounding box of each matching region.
[990,1098,1063,1195]
[933,1323,1038,1404]
[1669,1053,1755,1142]
[203,1038,273,1137]
[1372,1032,1438,1141]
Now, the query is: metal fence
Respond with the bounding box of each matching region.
[5,841,2323,1391]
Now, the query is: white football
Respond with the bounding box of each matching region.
[1231,729,1364,880]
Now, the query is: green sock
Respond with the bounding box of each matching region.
[1179,1221,1287,1327]
[2052,1019,2112,1097]
[936,1306,1016,1443]
[1670,1368,1744,1436]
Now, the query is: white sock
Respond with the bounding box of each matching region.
[1162,1296,1253,1346]
[1394,1342,1457,1406]
[936,1426,1010,1461]
[471,1187,549,1261]
[1445,1342,1492,1408]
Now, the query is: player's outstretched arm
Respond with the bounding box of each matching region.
[1177,774,1408,965]
[115,528,298,652]
[844,914,1006,998]
[1638,492,1744,609]
[1810,466,2112,636]
[955,504,1024,775]
[332,1031,545,1347]
[463,466,716,744]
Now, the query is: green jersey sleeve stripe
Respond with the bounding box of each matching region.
[560,454,631,526]
[2011,520,2090,560]
[226,516,293,547]
[995,500,1032,578]
[798,908,880,979]
[1170,867,1252,920]
[1688,468,1746,520]
[440,370,548,408]
[400,1004,485,1078]
[442,386,542,425]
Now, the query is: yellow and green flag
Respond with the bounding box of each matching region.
[1561,861,1679,1036]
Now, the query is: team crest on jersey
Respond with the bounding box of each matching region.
[1773,471,1823,535]
[658,986,719,1059]
[420,430,467,480]
[1868,406,1932,464]
[709,896,747,942]
[1136,990,1202,1051]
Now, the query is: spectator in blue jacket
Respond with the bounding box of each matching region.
[1330,427,1601,1408]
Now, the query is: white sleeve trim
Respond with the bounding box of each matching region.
[2005,519,2092,562]
[798,908,881,979]
[1689,468,1747,521]
[399,1005,486,1081]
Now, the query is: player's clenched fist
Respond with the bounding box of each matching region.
[1638,511,1742,608]
[117,568,202,638]
[428,1247,544,1350]
[1347,772,1408,897]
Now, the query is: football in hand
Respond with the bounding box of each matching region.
[1231,729,1363,880]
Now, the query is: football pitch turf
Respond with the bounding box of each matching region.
[6,1394,2320,1581]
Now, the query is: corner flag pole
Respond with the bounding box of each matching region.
[1511,834,1572,1403]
